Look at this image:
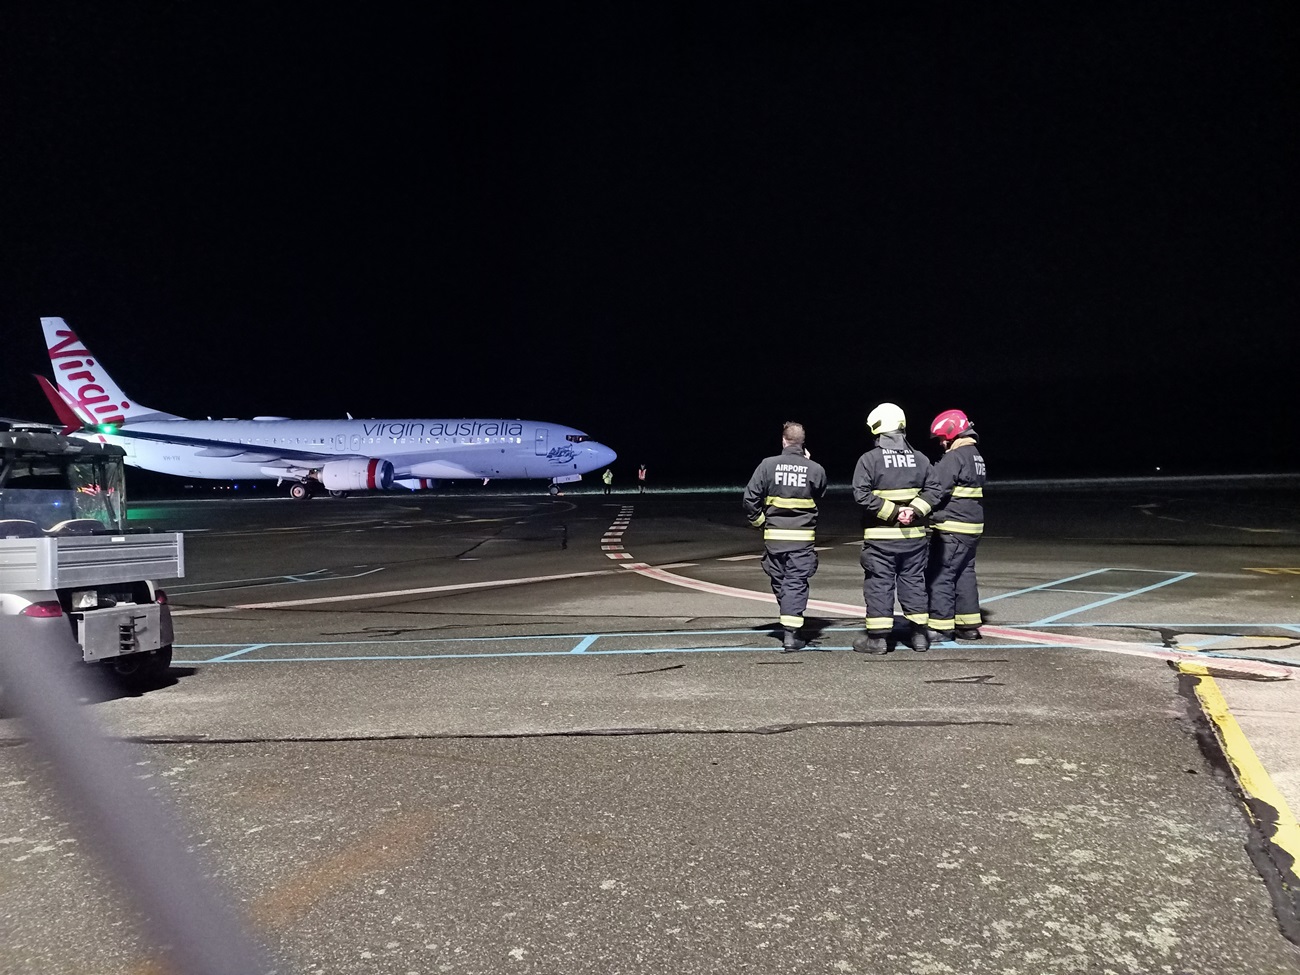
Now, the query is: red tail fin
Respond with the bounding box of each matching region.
[35,375,85,435]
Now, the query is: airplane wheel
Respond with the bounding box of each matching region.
[289,483,310,500]
[329,490,347,498]
[548,485,559,496]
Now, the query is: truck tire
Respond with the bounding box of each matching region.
[105,645,173,685]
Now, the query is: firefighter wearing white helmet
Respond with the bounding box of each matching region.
[850,402,937,654]
[923,409,987,642]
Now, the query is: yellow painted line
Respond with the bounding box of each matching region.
[1179,662,1300,870]
[119,807,429,975]
[253,810,436,929]
[1245,567,1300,575]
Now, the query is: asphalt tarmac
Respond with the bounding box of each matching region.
[2,481,1299,975]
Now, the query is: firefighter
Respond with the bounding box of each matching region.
[743,421,827,652]
[924,409,987,642]
[851,403,936,654]
[601,467,613,495]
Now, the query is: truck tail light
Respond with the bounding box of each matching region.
[21,601,64,618]
[155,590,169,605]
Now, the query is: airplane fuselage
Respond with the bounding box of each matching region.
[82,417,615,484]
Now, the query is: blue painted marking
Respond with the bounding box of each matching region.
[1040,589,1122,596]
[177,627,797,650]
[175,622,1296,659]
[205,644,271,663]
[173,643,1061,665]
[982,568,1113,603]
[1030,572,1196,625]
[570,635,598,654]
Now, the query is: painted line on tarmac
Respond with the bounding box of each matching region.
[207,644,271,663]
[978,625,1296,679]
[981,566,1193,606]
[1038,622,1300,628]
[174,643,1054,665]
[180,626,824,650]
[980,568,1114,603]
[1178,662,1300,928]
[623,565,1294,679]
[168,566,387,598]
[1029,571,1196,625]
[171,567,619,616]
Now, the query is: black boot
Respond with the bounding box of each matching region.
[926,628,953,645]
[909,625,929,653]
[852,634,889,654]
[781,629,806,653]
[955,627,982,641]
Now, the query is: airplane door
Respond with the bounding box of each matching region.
[336,431,346,452]
[350,434,361,452]
[535,428,548,455]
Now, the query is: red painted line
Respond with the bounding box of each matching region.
[625,566,1294,680]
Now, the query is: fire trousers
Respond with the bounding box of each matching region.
[861,538,929,633]
[926,531,981,633]
[761,546,818,630]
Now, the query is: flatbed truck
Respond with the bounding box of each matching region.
[0,422,183,684]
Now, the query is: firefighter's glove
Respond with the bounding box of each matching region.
[896,506,916,526]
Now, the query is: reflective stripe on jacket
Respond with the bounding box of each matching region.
[927,434,985,536]
[743,444,827,551]
[852,433,935,542]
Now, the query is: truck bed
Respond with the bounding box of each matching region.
[0,532,185,590]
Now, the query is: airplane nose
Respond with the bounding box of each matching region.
[586,442,617,470]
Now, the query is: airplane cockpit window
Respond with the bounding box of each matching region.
[566,435,589,443]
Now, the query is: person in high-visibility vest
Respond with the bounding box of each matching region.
[742,421,827,652]
[637,464,647,493]
[601,468,613,495]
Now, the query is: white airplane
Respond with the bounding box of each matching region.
[36,317,617,499]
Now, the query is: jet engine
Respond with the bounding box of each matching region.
[319,458,394,492]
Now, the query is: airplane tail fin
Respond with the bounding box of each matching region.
[40,317,180,426]
[35,374,87,435]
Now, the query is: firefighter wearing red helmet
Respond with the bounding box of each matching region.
[924,408,986,642]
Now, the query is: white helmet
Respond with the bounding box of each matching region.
[866,402,906,435]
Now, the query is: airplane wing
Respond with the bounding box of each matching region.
[81,427,335,466]
[54,423,506,480]
[80,428,489,477]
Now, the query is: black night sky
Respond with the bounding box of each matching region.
[2,2,1296,485]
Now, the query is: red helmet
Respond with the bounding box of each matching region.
[930,409,971,441]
